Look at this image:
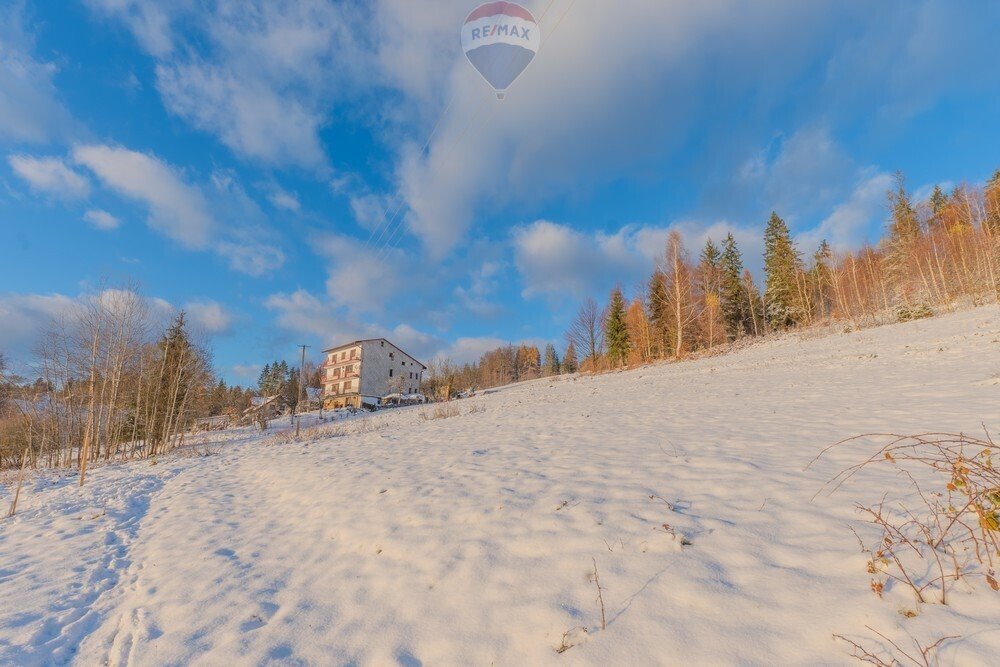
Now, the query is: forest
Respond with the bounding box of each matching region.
[426,171,1000,395]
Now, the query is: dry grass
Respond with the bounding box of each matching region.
[419,403,485,421]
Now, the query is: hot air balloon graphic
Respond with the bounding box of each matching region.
[461,2,540,99]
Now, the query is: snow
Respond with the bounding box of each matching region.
[2,306,999,665]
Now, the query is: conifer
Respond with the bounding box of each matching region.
[605,287,630,368]
[929,184,948,231]
[562,342,579,374]
[888,172,921,244]
[763,212,803,328]
[647,270,669,357]
[720,233,749,339]
[698,239,724,347]
[543,344,560,376]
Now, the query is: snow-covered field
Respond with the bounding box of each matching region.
[2,307,999,666]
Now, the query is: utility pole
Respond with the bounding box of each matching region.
[295,344,309,439]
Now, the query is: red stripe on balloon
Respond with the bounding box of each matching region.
[465,2,536,24]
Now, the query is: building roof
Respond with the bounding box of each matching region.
[322,338,428,369]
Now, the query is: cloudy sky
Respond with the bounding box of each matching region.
[2,0,998,382]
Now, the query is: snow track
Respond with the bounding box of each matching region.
[1,306,999,665]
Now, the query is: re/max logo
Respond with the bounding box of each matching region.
[470,24,532,41]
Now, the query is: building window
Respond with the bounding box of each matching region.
[389,352,394,360]
[381,341,385,347]
[350,349,357,359]
[389,369,394,378]
[344,380,352,391]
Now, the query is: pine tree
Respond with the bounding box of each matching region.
[258,363,271,394]
[543,344,560,376]
[929,184,948,231]
[763,212,803,329]
[562,342,578,374]
[888,172,920,243]
[885,173,923,303]
[147,312,206,455]
[720,233,750,339]
[697,239,724,348]
[604,287,630,368]
[647,270,669,357]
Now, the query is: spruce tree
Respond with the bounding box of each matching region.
[258,363,271,394]
[647,270,669,357]
[929,184,948,230]
[888,172,920,244]
[604,287,630,368]
[543,344,560,376]
[763,212,803,329]
[698,239,724,347]
[720,233,749,339]
[148,312,204,454]
[562,342,578,374]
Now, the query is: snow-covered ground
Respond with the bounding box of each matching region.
[2,307,999,666]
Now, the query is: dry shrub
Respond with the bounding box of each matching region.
[813,432,1000,605]
[419,403,485,421]
[833,626,956,667]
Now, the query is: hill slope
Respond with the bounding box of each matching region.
[2,306,999,665]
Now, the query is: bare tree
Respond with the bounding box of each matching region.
[566,297,603,368]
[657,231,700,358]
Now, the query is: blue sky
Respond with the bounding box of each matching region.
[2,0,999,384]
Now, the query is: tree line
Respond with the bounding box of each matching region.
[0,288,262,477]
[429,169,998,393]
[575,171,999,370]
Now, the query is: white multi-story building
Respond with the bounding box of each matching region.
[321,338,427,409]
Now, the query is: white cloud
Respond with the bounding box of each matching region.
[83,209,121,230]
[798,172,894,252]
[73,144,215,248]
[216,241,285,277]
[453,261,504,318]
[183,299,235,335]
[0,292,78,359]
[83,0,177,57]
[156,63,328,168]
[0,7,78,145]
[267,187,301,212]
[8,155,90,198]
[310,233,423,315]
[70,145,285,275]
[434,336,507,365]
[232,363,263,381]
[265,289,444,362]
[736,127,856,223]
[92,0,365,169]
[0,288,232,367]
[513,219,765,300]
